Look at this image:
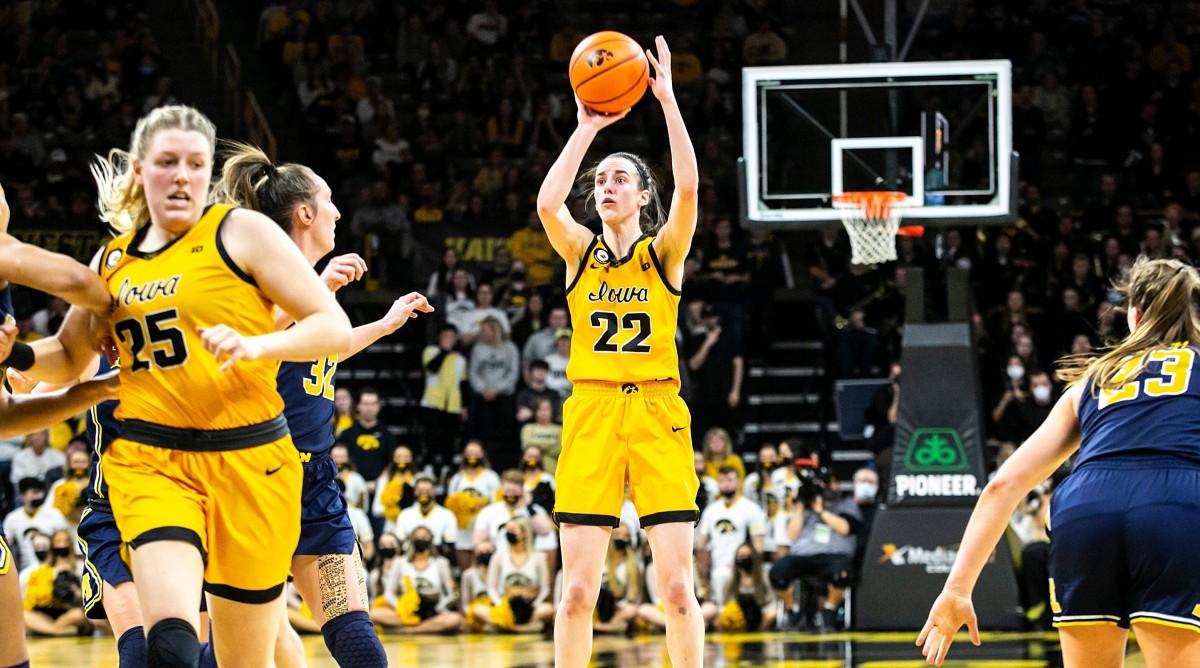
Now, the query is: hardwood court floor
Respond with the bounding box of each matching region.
[26,630,1145,667]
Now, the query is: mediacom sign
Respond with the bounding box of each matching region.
[878,542,959,574]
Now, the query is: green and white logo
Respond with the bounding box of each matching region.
[905,428,968,473]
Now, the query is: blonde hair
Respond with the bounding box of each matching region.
[604,527,641,603]
[1058,257,1200,392]
[702,427,733,462]
[210,141,316,233]
[91,105,217,235]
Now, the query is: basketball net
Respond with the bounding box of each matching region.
[832,191,923,265]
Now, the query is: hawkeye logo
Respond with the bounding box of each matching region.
[893,428,978,499]
[587,49,615,68]
[879,543,959,574]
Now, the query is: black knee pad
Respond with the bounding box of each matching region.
[146,618,200,668]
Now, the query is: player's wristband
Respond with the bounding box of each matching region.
[2,341,35,371]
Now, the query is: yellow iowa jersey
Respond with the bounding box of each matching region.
[99,203,283,429]
[566,235,680,384]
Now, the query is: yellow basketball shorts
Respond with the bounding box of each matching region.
[554,380,700,527]
[104,418,302,604]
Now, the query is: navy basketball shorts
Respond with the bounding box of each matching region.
[1048,456,1200,631]
[295,451,358,557]
[77,504,134,620]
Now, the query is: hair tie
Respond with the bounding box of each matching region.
[258,162,277,180]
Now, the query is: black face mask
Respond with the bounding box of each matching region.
[34,550,49,562]
[503,495,519,506]
[52,546,71,558]
[411,539,432,553]
[417,495,432,507]
[505,531,520,545]
[28,496,45,509]
[613,539,629,552]
[378,547,397,560]
[477,552,493,567]
[720,489,737,499]
[524,459,540,470]
[511,271,527,282]
[465,457,480,468]
[735,557,754,571]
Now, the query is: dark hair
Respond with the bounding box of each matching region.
[358,386,380,400]
[529,359,550,372]
[18,477,46,494]
[717,465,741,478]
[211,141,318,233]
[580,152,666,235]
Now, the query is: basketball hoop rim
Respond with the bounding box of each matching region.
[832,191,925,239]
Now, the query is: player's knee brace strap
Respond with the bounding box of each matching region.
[146,618,199,668]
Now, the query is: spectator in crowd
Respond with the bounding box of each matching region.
[458,284,512,346]
[769,471,863,630]
[509,291,547,351]
[368,531,403,603]
[519,398,562,472]
[371,525,466,634]
[701,427,744,480]
[439,268,478,333]
[421,324,468,468]
[426,247,464,299]
[471,517,555,633]
[696,467,767,607]
[685,303,743,437]
[21,528,89,637]
[468,317,520,464]
[472,470,556,573]
[850,467,880,574]
[4,478,68,572]
[374,445,418,535]
[742,443,781,508]
[516,359,562,425]
[333,387,355,437]
[331,444,369,511]
[592,525,642,635]
[520,446,556,515]
[509,212,557,289]
[336,387,398,500]
[445,441,502,571]
[395,475,458,559]
[694,451,718,512]
[9,430,64,494]
[542,327,573,399]
[704,541,777,632]
[522,306,569,376]
[44,447,88,528]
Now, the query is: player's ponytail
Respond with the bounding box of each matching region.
[211,141,315,233]
[1058,257,1200,393]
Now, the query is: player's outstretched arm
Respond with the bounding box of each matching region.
[536,98,626,264]
[345,292,434,360]
[917,384,1083,665]
[646,35,699,273]
[202,208,351,371]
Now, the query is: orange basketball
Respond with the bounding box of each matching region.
[568,31,649,114]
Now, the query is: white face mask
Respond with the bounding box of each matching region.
[1007,365,1025,380]
[1032,385,1051,402]
[854,482,878,502]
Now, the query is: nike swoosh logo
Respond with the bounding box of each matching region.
[590,264,600,269]
[671,425,686,432]
[265,465,283,476]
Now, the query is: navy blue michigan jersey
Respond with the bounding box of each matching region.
[278,355,338,455]
[85,357,121,505]
[1078,343,1200,467]
[0,284,13,324]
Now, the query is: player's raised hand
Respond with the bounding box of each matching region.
[646,35,674,103]
[320,253,368,292]
[198,324,262,373]
[575,95,629,130]
[381,292,435,333]
[916,589,981,665]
